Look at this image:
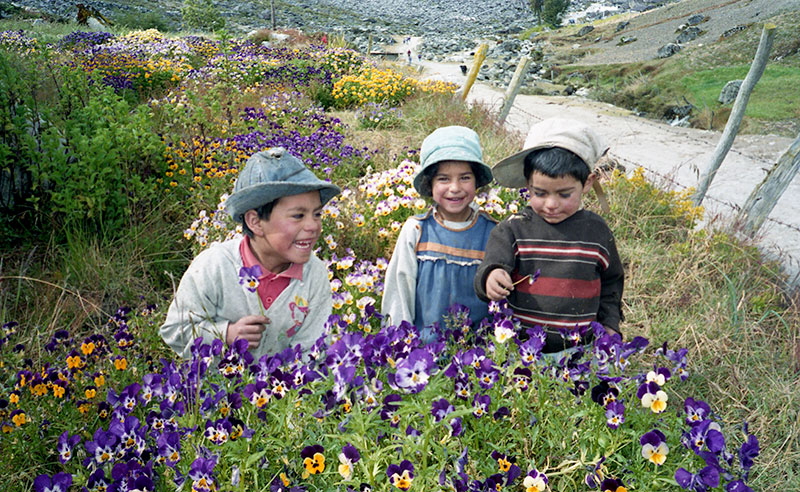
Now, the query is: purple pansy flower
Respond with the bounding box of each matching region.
[522,468,548,491]
[475,358,500,390]
[726,480,755,492]
[449,417,463,437]
[637,381,668,413]
[238,265,263,293]
[431,398,454,422]
[472,394,491,418]
[189,456,217,492]
[600,477,627,492]
[675,465,720,492]
[584,456,606,488]
[338,442,360,481]
[390,349,434,393]
[57,431,81,464]
[684,419,725,454]
[684,397,712,425]
[641,429,669,465]
[33,472,72,492]
[605,401,626,429]
[739,423,759,477]
[387,460,414,490]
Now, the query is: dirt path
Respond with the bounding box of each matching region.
[417,59,800,286]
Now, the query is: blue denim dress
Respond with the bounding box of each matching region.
[413,210,496,342]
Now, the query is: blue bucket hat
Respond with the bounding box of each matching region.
[413,126,493,196]
[225,147,341,223]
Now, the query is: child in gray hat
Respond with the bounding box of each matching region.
[160,147,340,360]
[382,126,496,343]
[474,118,624,355]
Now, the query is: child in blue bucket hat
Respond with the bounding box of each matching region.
[382,126,496,343]
[161,147,340,360]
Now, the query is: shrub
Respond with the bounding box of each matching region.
[181,0,225,32]
[113,8,178,33]
[29,68,168,233]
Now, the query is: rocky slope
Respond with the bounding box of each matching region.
[6,0,674,38]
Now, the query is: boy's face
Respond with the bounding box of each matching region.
[431,160,477,222]
[248,190,323,273]
[527,171,594,224]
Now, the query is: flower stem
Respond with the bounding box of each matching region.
[512,275,531,286]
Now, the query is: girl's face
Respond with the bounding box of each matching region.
[527,171,594,224]
[431,160,477,222]
[247,191,323,273]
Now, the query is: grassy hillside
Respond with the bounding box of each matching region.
[525,8,800,136]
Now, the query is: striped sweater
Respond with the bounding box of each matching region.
[474,207,624,352]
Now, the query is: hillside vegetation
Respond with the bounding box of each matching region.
[524,6,800,136]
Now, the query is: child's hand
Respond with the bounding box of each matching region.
[227,315,269,349]
[486,269,513,301]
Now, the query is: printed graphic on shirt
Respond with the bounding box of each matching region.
[287,295,309,337]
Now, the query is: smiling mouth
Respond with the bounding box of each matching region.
[294,240,314,249]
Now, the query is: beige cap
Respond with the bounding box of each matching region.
[492,118,608,188]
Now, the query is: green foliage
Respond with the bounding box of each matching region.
[181,0,226,32]
[112,8,177,33]
[308,80,337,109]
[541,0,570,28]
[529,0,544,23]
[26,67,168,235]
[0,49,52,239]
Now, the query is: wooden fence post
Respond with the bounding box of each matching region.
[692,24,776,206]
[270,0,276,29]
[367,34,373,56]
[498,56,531,125]
[738,132,800,235]
[459,43,488,102]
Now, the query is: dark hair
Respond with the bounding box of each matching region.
[417,161,485,197]
[523,147,591,185]
[241,200,276,238]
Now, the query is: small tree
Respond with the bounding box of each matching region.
[529,0,544,24]
[182,0,226,31]
[541,0,570,28]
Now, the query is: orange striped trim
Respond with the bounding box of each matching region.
[416,242,486,260]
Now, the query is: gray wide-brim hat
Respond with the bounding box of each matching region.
[492,118,609,188]
[225,147,341,223]
[413,125,493,195]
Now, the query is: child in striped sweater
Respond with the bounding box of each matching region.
[474,118,624,354]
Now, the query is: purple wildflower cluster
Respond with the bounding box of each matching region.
[56,31,115,50]
[0,30,38,52]
[14,298,759,491]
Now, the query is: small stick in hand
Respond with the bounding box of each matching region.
[512,269,541,286]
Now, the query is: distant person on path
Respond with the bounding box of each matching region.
[382,126,497,343]
[407,49,412,64]
[160,148,340,360]
[475,118,624,355]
